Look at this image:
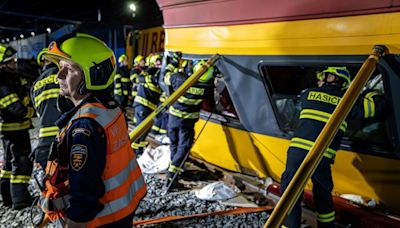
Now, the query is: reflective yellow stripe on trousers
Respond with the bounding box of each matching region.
[0,170,11,179]
[11,174,31,184]
[317,211,335,223]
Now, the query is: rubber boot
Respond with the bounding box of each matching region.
[0,179,12,207]
[164,171,174,189]
[165,171,185,191]
[11,183,32,210]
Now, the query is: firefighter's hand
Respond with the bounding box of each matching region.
[65,218,88,228]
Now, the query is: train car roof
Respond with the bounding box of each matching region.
[157,0,400,55]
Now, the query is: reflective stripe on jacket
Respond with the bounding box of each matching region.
[113,66,132,98]
[0,72,33,132]
[70,102,147,227]
[134,67,161,110]
[168,72,213,121]
[290,85,384,160]
[31,65,62,139]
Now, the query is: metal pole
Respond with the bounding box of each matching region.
[129,54,220,142]
[264,45,388,228]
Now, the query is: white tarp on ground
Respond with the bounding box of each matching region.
[195,181,241,201]
[340,194,376,208]
[137,145,171,174]
[154,135,171,145]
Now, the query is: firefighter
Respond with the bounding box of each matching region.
[281,67,387,228]
[30,48,61,170]
[40,33,146,227]
[130,55,146,117]
[113,54,131,112]
[151,52,184,139]
[163,51,183,90]
[0,45,34,210]
[131,54,162,155]
[164,60,215,189]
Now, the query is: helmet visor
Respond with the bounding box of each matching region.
[43,41,71,65]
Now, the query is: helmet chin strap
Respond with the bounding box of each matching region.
[325,78,342,88]
[78,80,87,95]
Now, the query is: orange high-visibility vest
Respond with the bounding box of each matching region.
[41,102,147,227]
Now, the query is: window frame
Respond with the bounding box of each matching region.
[257,55,399,159]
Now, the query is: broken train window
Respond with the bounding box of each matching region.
[260,62,393,157]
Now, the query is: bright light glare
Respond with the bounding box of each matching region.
[129,3,136,12]
[46,28,51,33]
[31,32,35,36]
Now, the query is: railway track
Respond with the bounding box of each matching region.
[2,116,396,227]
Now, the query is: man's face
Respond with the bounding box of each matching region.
[57,59,84,98]
[121,59,128,66]
[1,58,17,72]
[139,59,145,67]
[317,73,337,87]
[155,59,161,68]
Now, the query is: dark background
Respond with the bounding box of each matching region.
[0,0,163,47]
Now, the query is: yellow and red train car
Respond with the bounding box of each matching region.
[126,26,165,68]
[155,0,400,222]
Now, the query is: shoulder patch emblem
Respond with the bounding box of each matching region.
[72,128,91,137]
[70,144,88,171]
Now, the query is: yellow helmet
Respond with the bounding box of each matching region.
[149,54,161,66]
[134,55,144,65]
[145,54,152,66]
[118,54,127,63]
[43,33,116,91]
[37,48,48,66]
[0,45,16,63]
[319,66,351,88]
[193,60,214,83]
[180,60,188,69]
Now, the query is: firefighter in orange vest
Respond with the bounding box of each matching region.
[39,33,147,227]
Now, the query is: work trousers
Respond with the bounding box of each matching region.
[151,112,168,135]
[168,124,195,168]
[132,104,152,155]
[0,130,33,207]
[281,148,335,228]
[31,136,54,169]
